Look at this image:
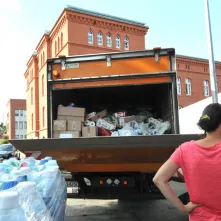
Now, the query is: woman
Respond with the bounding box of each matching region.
[153,103,221,220]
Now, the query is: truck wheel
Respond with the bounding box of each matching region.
[179,192,190,204]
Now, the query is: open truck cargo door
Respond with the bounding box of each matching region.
[10,48,202,199]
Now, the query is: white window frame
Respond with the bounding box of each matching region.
[204,80,209,97]
[97,32,103,46]
[106,33,112,47]
[88,30,93,44]
[177,77,181,95]
[116,35,120,49]
[124,36,129,50]
[185,78,192,95]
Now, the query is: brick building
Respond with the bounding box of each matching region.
[6,99,27,139]
[25,5,221,138]
[176,55,221,108]
[24,6,148,139]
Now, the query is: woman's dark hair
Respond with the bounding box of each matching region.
[197,103,221,133]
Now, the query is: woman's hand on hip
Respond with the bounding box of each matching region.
[182,202,202,214]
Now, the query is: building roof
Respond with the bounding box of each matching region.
[177,54,221,65]
[66,5,148,28]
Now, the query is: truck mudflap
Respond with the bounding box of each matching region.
[9,134,200,173]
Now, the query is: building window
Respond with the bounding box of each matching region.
[31,87,33,105]
[15,110,19,116]
[185,78,192,95]
[124,36,129,50]
[15,121,18,129]
[61,32,63,48]
[177,77,181,95]
[204,80,209,97]
[19,122,23,130]
[15,135,19,139]
[186,64,190,70]
[24,135,27,139]
[88,30,93,44]
[42,107,45,128]
[20,110,23,116]
[97,32,103,46]
[24,121,27,129]
[42,75,44,96]
[116,35,120,49]
[106,33,112,47]
[31,114,33,131]
[21,135,23,139]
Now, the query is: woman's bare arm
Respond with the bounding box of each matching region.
[153,158,201,213]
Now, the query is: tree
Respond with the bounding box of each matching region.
[0,122,6,134]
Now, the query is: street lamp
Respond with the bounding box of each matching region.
[204,0,218,103]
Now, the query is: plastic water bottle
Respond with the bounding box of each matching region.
[38,170,56,206]
[45,167,67,221]
[0,192,26,221]
[16,182,52,221]
[2,180,18,190]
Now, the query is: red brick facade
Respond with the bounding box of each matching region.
[176,55,221,108]
[24,6,148,138]
[6,99,26,139]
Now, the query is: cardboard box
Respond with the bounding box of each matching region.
[57,115,85,121]
[96,119,116,131]
[53,120,66,131]
[90,110,107,121]
[57,106,85,117]
[67,120,82,131]
[119,116,136,127]
[82,126,97,137]
[59,131,81,138]
[53,131,60,138]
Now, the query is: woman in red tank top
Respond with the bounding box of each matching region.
[153,103,221,221]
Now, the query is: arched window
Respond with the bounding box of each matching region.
[124,36,129,50]
[58,37,60,52]
[106,33,112,47]
[185,78,192,95]
[116,35,120,49]
[61,32,63,48]
[88,30,93,44]
[177,77,181,95]
[204,80,209,97]
[97,32,103,46]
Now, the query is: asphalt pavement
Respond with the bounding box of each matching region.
[65,182,189,221]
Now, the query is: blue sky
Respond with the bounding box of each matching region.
[0,0,220,122]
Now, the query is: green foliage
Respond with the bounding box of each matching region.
[0,139,9,144]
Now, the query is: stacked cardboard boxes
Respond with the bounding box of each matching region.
[53,106,84,138]
[53,105,98,138]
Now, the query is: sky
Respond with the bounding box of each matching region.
[0,0,220,123]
